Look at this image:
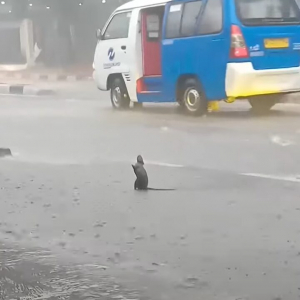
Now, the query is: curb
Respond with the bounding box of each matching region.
[0,84,55,96]
[0,72,92,82]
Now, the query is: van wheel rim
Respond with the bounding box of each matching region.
[112,87,121,107]
[185,88,200,112]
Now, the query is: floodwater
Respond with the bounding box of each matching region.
[0,242,145,300]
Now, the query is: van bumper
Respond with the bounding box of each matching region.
[92,70,99,87]
[93,70,107,91]
[226,62,300,98]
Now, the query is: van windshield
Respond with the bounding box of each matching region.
[235,0,300,25]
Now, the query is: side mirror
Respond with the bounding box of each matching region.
[96,28,103,40]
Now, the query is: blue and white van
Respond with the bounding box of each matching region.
[93,0,300,115]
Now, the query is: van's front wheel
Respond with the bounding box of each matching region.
[110,77,130,109]
[182,79,207,116]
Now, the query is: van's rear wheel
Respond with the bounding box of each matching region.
[249,95,278,114]
[110,77,130,109]
[182,79,207,116]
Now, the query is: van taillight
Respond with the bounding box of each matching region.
[230,25,249,59]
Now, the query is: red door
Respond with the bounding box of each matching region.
[141,9,163,76]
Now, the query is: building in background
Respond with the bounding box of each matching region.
[0,0,129,71]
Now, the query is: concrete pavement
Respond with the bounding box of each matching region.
[1,95,300,299]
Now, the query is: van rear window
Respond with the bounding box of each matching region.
[235,0,300,25]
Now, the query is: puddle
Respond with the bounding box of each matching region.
[0,243,144,300]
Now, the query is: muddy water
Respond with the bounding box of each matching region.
[0,242,144,300]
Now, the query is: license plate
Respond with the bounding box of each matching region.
[264,38,289,49]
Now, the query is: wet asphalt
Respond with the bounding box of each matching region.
[1,94,300,300]
[0,242,145,300]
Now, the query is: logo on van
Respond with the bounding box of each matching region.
[293,43,300,50]
[249,44,260,51]
[108,48,115,61]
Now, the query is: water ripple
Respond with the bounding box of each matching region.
[0,243,144,300]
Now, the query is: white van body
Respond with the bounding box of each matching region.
[93,0,170,102]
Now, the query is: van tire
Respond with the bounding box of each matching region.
[249,95,277,114]
[110,77,130,109]
[181,79,207,116]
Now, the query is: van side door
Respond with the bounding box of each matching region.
[94,11,132,90]
[162,1,205,102]
[161,0,229,102]
[161,2,185,102]
[195,0,229,101]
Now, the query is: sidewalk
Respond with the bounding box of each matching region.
[0,78,104,99]
[0,64,102,98]
[0,64,92,81]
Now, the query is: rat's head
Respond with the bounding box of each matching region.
[137,155,144,165]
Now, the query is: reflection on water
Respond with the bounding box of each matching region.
[0,243,143,300]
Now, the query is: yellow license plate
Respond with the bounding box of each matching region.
[264,38,289,49]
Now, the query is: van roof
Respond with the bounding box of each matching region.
[116,0,171,11]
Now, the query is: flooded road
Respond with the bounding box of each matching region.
[1,96,300,299]
[0,242,145,300]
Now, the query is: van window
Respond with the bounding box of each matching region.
[104,12,132,40]
[166,4,183,38]
[198,0,222,35]
[235,0,300,26]
[181,1,202,37]
[146,14,161,40]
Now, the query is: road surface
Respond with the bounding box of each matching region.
[0,93,300,300]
